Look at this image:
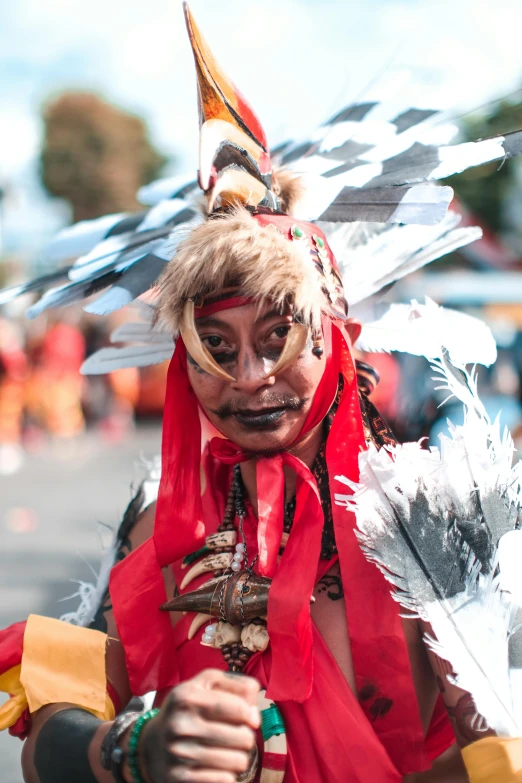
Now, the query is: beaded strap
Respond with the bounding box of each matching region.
[127,708,160,783]
[260,703,285,742]
[100,710,141,783]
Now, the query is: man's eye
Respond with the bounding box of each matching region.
[272,326,291,339]
[203,336,223,349]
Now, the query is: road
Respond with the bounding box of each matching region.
[0,422,162,783]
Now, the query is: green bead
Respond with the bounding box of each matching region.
[261,703,286,741]
[291,224,304,239]
[127,708,160,783]
[313,235,325,249]
[183,545,211,566]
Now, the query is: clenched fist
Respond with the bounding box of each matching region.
[138,669,260,783]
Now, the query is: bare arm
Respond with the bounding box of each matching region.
[408,616,499,783]
[419,618,495,751]
[20,500,156,783]
[20,500,259,783]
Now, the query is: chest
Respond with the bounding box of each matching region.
[312,561,438,732]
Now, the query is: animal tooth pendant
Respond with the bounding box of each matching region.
[182,532,238,569]
[180,552,233,590]
[161,570,271,625]
[187,613,213,640]
[205,530,237,549]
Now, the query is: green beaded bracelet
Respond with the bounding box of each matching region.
[127,708,160,783]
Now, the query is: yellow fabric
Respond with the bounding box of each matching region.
[19,615,114,720]
[462,737,522,783]
[0,665,27,730]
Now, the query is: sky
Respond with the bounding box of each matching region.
[2,0,522,259]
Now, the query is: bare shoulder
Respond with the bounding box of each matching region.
[87,494,158,706]
[127,499,156,549]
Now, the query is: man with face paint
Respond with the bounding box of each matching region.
[3,4,522,783]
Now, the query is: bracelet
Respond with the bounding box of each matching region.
[100,711,141,783]
[237,744,259,783]
[127,708,160,783]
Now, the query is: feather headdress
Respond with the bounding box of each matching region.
[336,349,522,736]
[0,2,519,375]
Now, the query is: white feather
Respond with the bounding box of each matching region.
[135,198,188,232]
[318,119,397,154]
[61,461,162,627]
[319,211,480,307]
[81,344,174,374]
[137,174,196,206]
[45,213,127,263]
[336,354,522,737]
[357,298,497,367]
[110,321,171,345]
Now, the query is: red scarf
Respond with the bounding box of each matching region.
[111,315,436,774]
[154,317,339,702]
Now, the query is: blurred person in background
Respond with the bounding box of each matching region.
[0,317,27,474]
[25,317,86,441]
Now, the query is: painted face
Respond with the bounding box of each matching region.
[186,302,327,452]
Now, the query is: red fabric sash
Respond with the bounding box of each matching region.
[111,318,432,774]
[210,443,324,702]
[206,319,339,702]
[153,341,206,567]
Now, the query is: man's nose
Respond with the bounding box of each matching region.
[231,347,275,393]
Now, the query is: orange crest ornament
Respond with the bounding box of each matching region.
[172,5,349,382]
[183,2,275,212]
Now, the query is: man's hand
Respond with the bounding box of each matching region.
[140,669,260,783]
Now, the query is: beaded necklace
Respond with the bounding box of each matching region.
[199,382,342,671]
[180,370,391,672]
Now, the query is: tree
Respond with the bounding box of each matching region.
[40,92,168,222]
[448,98,522,252]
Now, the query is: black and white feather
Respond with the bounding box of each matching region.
[0,97,515,360]
[320,210,482,306]
[275,99,522,225]
[80,306,174,375]
[335,351,522,736]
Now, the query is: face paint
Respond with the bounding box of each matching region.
[186,302,326,453]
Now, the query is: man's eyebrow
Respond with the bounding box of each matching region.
[195,315,231,329]
[195,309,290,329]
[258,308,290,323]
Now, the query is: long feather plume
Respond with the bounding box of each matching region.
[357,298,497,367]
[335,351,522,737]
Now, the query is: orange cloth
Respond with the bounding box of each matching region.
[462,737,522,782]
[0,614,115,729]
[0,665,26,729]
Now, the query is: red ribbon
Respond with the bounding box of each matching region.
[114,313,434,769]
[209,444,324,703]
[154,341,206,567]
[207,321,341,701]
